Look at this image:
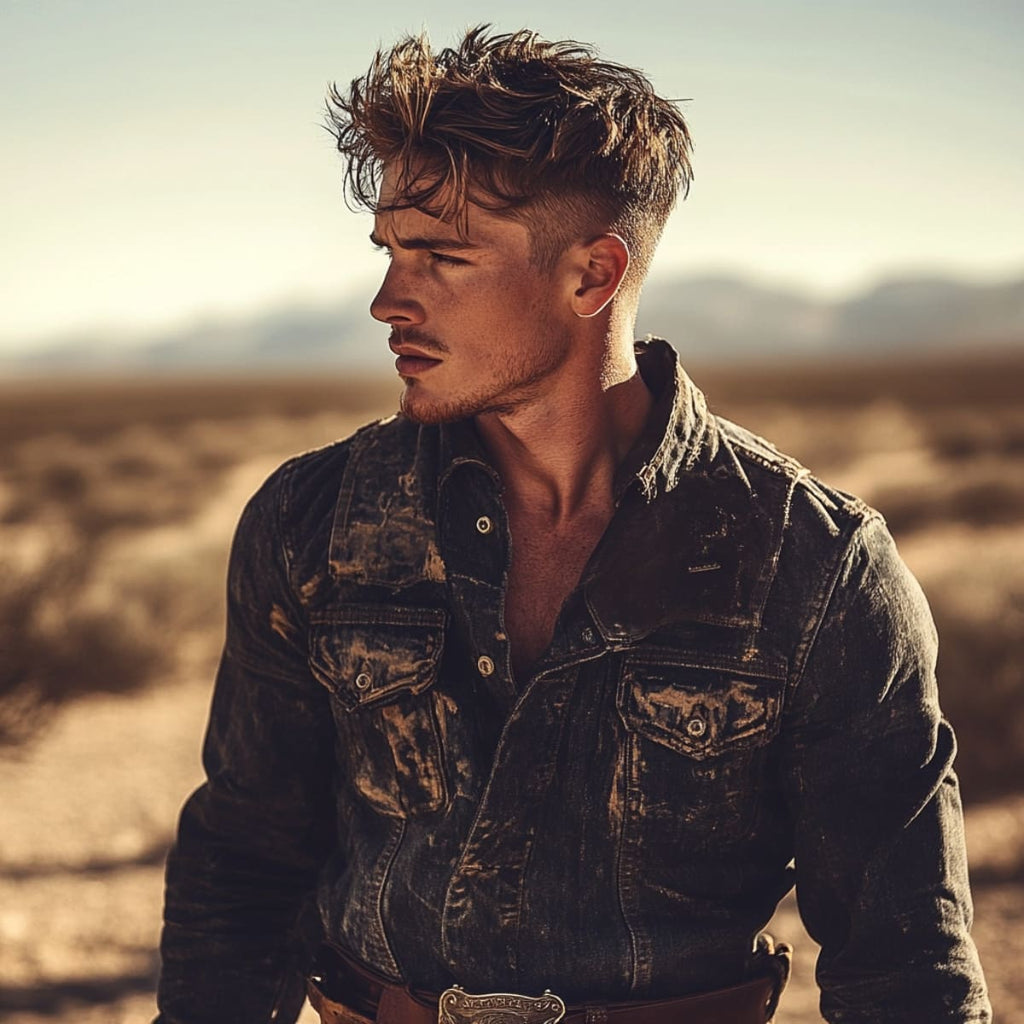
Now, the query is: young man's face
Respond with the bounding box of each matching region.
[368,172,577,424]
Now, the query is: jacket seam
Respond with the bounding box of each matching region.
[788,508,882,701]
[275,454,303,606]
[376,819,407,980]
[614,728,641,994]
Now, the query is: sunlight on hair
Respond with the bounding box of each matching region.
[325,25,693,284]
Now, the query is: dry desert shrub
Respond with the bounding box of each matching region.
[0,377,398,747]
[0,545,164,745]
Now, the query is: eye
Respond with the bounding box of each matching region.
[373,243,393,260]
[429,251,466,266]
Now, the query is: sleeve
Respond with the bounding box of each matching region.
[782,514,991,1023]
[155,461,336,1024]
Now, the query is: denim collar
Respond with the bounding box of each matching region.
[435,337,720,500]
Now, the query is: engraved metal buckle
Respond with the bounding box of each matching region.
[438,986,566,1024]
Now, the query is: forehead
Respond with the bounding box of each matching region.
[376,163,529,248]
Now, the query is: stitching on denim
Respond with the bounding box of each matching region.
[612,732,639,994]
[622,648,787,678]
[611,654,646,994]
[329,429,370,573]
[309,604,448,628]
[788,510,881,702]
[616,730,644,994]
[375,818,407,979]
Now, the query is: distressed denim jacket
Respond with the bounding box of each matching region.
[157,339,990,1024]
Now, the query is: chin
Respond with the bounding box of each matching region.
[399,387,475,425]
[399,378,528,424]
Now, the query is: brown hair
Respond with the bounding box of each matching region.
[325,26,693,286]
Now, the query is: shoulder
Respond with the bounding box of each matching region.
[244,412,422,517]
[713,415,920,635]
[273,413,418,491]
[232,413,438,597]
[713,417,934,673]
[715,413,879,546]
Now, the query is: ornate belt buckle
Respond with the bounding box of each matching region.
[438,986,566,1024]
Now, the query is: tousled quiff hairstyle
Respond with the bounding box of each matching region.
[326,26,693,287]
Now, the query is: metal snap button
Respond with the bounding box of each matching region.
[581,627,596,643]
[475,515,494,535]
[354,672,372,690]
[686,715,707,738]
[476,655,495,677]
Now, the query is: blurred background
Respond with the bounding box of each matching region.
[1,1,1022,1021]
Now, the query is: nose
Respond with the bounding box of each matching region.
[370,262,425,326]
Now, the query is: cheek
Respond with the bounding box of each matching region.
[497,271,558,319]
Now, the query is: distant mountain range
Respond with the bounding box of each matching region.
[635,271,1024,359]
[4,270,1023,376]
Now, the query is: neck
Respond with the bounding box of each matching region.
[474,339,652,522]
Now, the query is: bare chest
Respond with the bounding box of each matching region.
[503,515,609,681]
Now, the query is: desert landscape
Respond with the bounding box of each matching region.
[1,353,1022,1022]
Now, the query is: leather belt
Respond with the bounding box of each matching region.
[307,944,787,1024]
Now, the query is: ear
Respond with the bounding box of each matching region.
[570,233,631,319]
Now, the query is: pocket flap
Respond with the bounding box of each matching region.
[308,605,446,711]
[620,654,782,760]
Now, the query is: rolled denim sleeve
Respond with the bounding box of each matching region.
[156,463,335,1024]
[783,514,990,1023]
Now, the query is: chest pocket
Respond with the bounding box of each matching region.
[618,650,785,844]
[309,605,448,818]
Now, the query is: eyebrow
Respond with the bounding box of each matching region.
[369,231,478,252]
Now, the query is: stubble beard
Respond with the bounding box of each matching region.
[399,334,570,426]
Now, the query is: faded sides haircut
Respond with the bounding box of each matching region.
[326,26,693,288]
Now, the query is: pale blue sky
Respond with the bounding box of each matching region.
[2,0,1022,350]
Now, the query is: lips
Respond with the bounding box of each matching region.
[389,333,443,376]
[394,353,441,375]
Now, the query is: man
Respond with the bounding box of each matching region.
[156,27,991,1024]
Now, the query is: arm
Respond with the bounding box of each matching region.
[782,514,990,1023]
[156,463,335,1024]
